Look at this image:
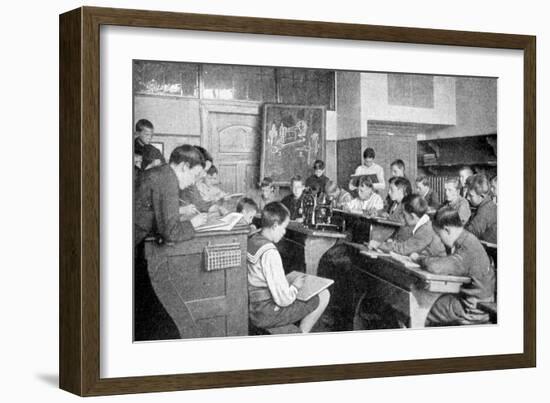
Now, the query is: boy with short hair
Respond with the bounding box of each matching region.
[236,197,259,234]
[443,178,471,225]
[247,202,330,333]
[345,176,384,216]
[281,175,306,220]
[459,166,474,198]
[465,174,497,244]
[325,180,352,209]
[369,194,446,257]
[415,207,496,326]
[305,159,330,195]
[255,177,277,210]
[196,165,228,202]
[134,119,165,170]
[349,147,385,191]
[390,159,406,178]
[415,176,441,210]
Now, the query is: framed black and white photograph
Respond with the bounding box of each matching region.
[59,6,536,396]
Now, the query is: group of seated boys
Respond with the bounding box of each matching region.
[134,118,498,336]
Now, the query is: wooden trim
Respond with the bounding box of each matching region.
[59,6,537,396]
[59,7,83,396]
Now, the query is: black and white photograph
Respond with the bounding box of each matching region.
[133,60,498,341]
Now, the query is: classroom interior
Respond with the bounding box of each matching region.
[133,61,498,340]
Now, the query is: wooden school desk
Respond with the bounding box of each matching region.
[144,223,250,339]
[347,245,471,328]
[332,209,403,244]
[278,221,348,275]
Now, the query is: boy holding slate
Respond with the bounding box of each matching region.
[247,202,330,333]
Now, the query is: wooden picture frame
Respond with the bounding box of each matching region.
[59,6,536,396]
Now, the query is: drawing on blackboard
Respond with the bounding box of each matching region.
[261,104,326,185]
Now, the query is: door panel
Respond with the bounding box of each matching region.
[201,101,261,195]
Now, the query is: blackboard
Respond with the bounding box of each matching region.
[261,104,326,186]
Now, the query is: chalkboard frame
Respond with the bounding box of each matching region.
[260,103,326,187]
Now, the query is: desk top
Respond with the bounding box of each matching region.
[286,221,348,239]
[145,221,250,245]
[333,209,403,227]
[348,245,470,292]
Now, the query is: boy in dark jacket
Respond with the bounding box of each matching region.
[415,206,496,326]
[369,194,446,257]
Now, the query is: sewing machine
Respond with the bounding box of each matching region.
[300,189,341,231]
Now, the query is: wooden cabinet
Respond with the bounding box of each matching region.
[144,224,250,339]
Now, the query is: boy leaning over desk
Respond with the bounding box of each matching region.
[412,206,496,326]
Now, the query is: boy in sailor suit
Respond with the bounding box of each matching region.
[247,202,330,332]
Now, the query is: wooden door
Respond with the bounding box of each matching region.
[366,126,418,188]
[200,100,262,195]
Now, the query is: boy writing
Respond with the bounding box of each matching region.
[247,202,330,333]
[345,176,384,216]
[369,194,446,257]
[413,207,496,326]
[236,197,259,234]
[325,180,352,209]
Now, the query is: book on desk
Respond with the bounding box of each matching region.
[195,212,243,232]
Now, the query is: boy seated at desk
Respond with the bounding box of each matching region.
[305,159,330,196]
[325,180,352,210]
[368,194,446,257]
[236,197,259,234]
[415,176,441,211]
[247,202,330,333]
[464,174,497,244]
[344,176,384,216]
[254,177,278,210]
[412,206,496,326]
[281,175,306,222]
[378,176,413,242]
[196,165,228,202]
[179,146,227,217]
[443,177,471,225]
